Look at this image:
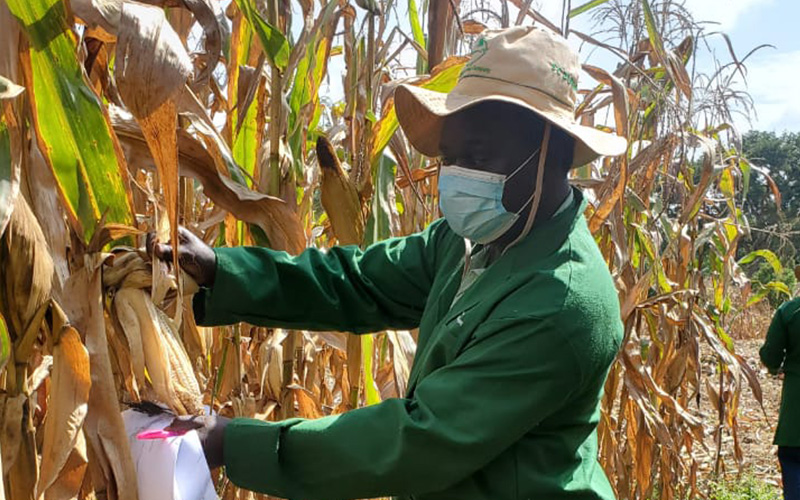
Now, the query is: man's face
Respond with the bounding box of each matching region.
[438,101,546,211]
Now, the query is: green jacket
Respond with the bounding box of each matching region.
[194,189,623,500]
[760,297,800,446]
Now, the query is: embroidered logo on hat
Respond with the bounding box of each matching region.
[459,36,491,79]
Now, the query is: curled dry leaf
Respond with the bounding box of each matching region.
[74,0,225,86]
[61,255,138,500]
[0,195,53,339]
[115,2,187,285]
[38,326,90,500]
[115,3,192,119]
[139,0,227,85]
[70,0,123,37]
[111,106,305,254]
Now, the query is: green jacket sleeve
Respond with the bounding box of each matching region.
[760,306,787,375]
[193,221,446,333]
[221,315,583,499]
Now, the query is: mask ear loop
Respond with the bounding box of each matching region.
[504,122,551,254]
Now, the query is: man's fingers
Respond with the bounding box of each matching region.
[164,416,204,433]
[154,243,174,263]
[178,226,193,244]
[145,232,157,257]
[146,231,175,262]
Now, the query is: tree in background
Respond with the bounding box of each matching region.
[739,131,800,303]
[741,131,800,261]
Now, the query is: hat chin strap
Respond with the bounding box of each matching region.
[504,122,551,253]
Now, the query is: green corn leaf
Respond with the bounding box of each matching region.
[289,33,332,135]
[408,0,426,49]
[361,335,382,406]
[233,88,260,184]
[371,57,465,164]
[738,157,751,203]
[641,0,667,61]
[569,0,611,18]
[0,312,9,373]
[234,0,290,71]
[719,168,735,199]
[6,0,134,243]
[231,17,257,184]
[765,281,791,298]
[364,154,397,245]
[738,249,782,274]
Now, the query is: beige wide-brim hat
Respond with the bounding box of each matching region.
[395,26,628,167]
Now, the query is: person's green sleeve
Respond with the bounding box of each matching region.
[760,306,787,375]
[221,315,584,499]
[193,221,446,332]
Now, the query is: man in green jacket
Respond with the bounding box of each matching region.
[158,26,627,499]
[761,273,800,500]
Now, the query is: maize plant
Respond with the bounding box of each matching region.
[0,0,783,499]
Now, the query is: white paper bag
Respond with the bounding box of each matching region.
[122,409,218,500]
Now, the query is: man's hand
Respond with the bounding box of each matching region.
[147,227,217,287]
[165,415,231,470]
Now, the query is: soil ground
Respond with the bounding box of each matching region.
[731,336,783,486]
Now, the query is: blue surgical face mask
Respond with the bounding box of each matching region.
[438,148,540,244]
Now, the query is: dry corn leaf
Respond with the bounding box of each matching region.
[345,334,362,408]
[1,394,25,474]
[159,0,225,85]
[70,0,123,36]
[61,255,138,500]
[23,138,69,289]
[179,296,206,368]
[0,2,20,82]
[0,195,53,339]
[0,439,4,500]
[386,330,415,396]
[288,384,323,419]
[115,3,187,280]
[116,3,192,119]
[0,94,21,242]
[38,326,90,500]
[0,3,21,249]
[43,431,88,500]
[8,420,38,500]
[111,289,147,398]
[112,106,305,254]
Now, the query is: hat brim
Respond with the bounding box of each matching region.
[394,83,628,167]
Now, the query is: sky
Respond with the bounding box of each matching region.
[708,0,800,132]
[304,0,800,134]
[537,0,800,133]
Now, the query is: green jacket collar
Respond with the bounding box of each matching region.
[445,187,587,318]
